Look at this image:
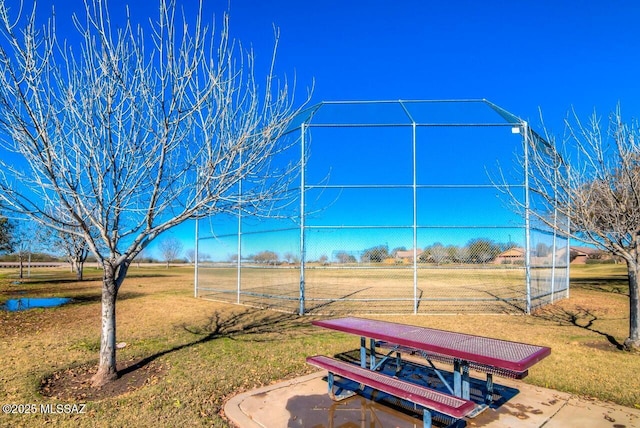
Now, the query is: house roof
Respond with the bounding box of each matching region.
[570,246,601,256]
[497,247,525,258]
[395,249,422,259]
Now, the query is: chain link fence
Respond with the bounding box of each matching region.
[195,100,569,315]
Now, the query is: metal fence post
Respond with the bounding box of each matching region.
[412,122,418,314]
[299,123,307,316]
[194,217,199,298]
[523,122,532,314]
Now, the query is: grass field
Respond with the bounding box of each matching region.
[196,264,565,314]
[0,263,638,427]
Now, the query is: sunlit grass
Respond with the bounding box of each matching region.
[197,264,533,314]
[0,263,637,427]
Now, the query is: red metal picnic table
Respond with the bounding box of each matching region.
[312,316,551,401]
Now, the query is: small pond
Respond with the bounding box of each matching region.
[1,297,72,311]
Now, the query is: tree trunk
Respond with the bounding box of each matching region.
[75,260,84,281]
[90,264,119,387]
[624,259,640,352]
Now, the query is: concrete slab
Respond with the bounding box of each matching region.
[225,371,640,428]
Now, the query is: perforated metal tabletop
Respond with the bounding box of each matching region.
[312,316,551,373]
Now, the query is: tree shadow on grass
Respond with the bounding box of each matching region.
[533,305,625,350]
[41,309,312,401]
[1,291,146,306]
[1,284,97,296]
[571,274,629,295]
[14,271,178,286]
[470,286,527,314]
[7,278,94,286]
[69,291,146,305]
[119,309,311,377]
[303,287,374,314]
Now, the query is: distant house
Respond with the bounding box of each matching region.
[493,247,525,264]
[568,246,602,264]
[395,249,423,263]
[496,246,606,265]
[550,246,604,264]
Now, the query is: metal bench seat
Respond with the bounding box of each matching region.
[307,355,476,423]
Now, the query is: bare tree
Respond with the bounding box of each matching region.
[465,238,500,264]
[428,242,448,266]
[185,247,210,263]
[0,216,14,254]
[282,251,294,264]
[60,231,91,280]
[454,246,470,264]
[253,250,278,265]
[185,248,196,264]
[40,218,92,280]
[0,0,307,386]
[11,221,38,279]
[334,251,355,264]
[159,237,183,268]
[502,107,640,351]
[133,248,151,267]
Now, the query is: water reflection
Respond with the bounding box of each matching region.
[2,297,72,311]
[286,392,428,428]
[284,357,520,428]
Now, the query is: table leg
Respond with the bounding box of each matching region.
[360,336,367,368]
[453,360,461,397]
[486,373,494,404]
[462,362,470,400]
[369,338,376,369]
[453,359,470,399]
[327,372,356,401]
[423,408,432,428]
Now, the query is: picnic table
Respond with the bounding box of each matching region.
[307,316,551,428]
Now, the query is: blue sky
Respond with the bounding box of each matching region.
[220,0,640,122]
[7,0,640,260]
[30,0,640,123]
[194,0,640,261]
